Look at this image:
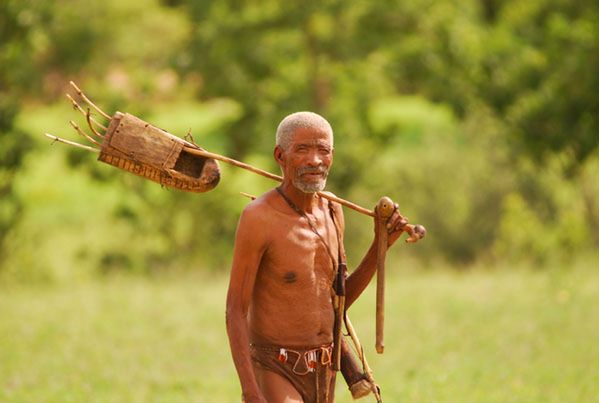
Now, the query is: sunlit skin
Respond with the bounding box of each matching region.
[226,126,408,402]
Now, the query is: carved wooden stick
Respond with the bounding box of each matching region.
[375,196,395,354]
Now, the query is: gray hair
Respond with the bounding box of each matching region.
[275,111,333,150]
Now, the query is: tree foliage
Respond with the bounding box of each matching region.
[1,0,598,281]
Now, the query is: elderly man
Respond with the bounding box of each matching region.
[226,111,407,402]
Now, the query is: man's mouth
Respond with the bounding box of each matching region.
[297,167,327,178]
[300,172,327,182]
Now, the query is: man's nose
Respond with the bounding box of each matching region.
[305,150,323,166]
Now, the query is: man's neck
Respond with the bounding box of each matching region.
[278,182,319,214]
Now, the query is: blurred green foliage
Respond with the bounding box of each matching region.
[1,0,598,282]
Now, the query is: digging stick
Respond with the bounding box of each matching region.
[375,197,395,354]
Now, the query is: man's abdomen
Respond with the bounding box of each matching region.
[249,283,335,347]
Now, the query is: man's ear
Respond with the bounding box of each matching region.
[273,145,285,166]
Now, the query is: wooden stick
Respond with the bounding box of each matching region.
[241,189,424,244]
[184,145,375,218]
[45,133,100,153]
[345,315,368,371]
[69,81,111,120]
[239,192,257,200]
[57,84,425,240]
[319,192,374,217]
[66,94,107,132]
[184,146,283,182]
[375,197,394,354]
[62,82,414,223]
[334,294,346,371]
[85,108,105,138]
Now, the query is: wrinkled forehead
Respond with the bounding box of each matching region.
[289,127,333,147]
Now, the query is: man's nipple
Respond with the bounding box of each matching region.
[283,271,297,284]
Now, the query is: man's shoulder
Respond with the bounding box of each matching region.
[234,191,280,247]
[239,189,279,221]
[319,191,344,215]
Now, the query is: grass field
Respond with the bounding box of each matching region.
[1,266,598,402]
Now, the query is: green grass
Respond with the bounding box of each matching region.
[1,267,598,402]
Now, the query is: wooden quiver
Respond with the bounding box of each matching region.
[99,112,220,193]
[340,339,377,399]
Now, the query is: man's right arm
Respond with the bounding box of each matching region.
[226,205,268,403]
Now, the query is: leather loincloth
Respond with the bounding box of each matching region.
[250,343,336,403]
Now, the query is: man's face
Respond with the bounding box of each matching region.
[276,127,334,193]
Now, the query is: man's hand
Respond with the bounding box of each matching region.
[374,201,409,248]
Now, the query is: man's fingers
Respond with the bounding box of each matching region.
[386,213,408,234]
[385,203,400,228]
[378,201,409,235]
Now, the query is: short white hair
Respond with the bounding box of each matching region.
[275,111,333,150]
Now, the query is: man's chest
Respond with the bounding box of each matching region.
[261,220,339,282]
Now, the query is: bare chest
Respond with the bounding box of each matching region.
[260,215,339,287]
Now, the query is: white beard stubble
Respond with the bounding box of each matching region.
[292,166,329,193]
